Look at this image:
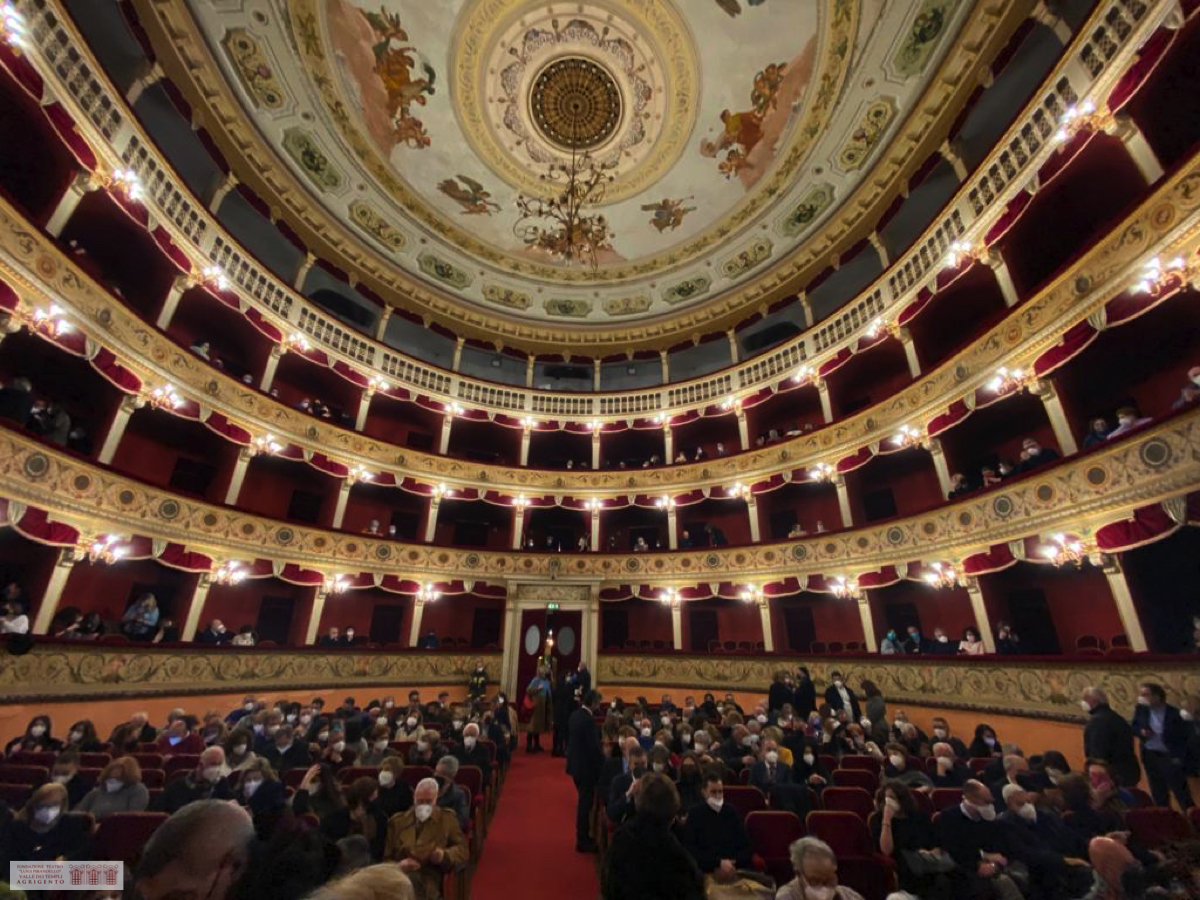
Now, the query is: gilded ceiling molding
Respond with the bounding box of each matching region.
[0,411,1195,585]
[0,152,1196,497]
[596,655,1200,723]
[0,644,503,703]
[127,0,1032,349]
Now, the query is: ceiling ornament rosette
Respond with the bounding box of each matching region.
[178,0,973,323]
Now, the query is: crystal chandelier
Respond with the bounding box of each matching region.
[923,561,959,589]
[87,534,127,565]
[658,587,681,610]
[213,560,248,586]
[830,576,860,600]
[1040,533,1086,568]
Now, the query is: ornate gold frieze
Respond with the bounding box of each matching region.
[596,654,1200,722]
[0,410,1196,584]
[0,153,1196,498]
[0,644,502,702]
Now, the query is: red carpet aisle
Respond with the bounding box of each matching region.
[471,750,601,899]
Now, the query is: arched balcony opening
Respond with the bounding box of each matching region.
[431,497,511,550]
[168,287,275,385]
[60,556,198,639]
[270,352,361,429]
[1121,14,1200,173]
[770,591,866,655]
[523,505,587,553]
[238,454,342,528]
[341,481,428,541]
[745,384,824,447]
[419,592,506,651]
[0,529,66,631]
[843,446,943,525]
[527,428,590,470]
[0,75,79,226]
[681,596,764,654]
[866,579,978,651]
[754,481,843,541]
[316,587,411,649]
[362,397,442,450]
[110,407,241,505]
[905,264,1010,371]
[446,417,519,467]
[199,575,319,647]
[677,496,751,548]
[672,412,741,461]
[601,504,666,553]
[600,427,666,470]
[600,597,673,652]
[825,338,913,420]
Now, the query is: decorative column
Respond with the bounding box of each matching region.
[1101,556,1148,652]
[927,438,953,498]
[125,61,164,105]
[727,330,740,365]
[589,504,601,552]
[1032,378,1078,455]
[584,585,601,676]
[519,426,532,466]
[510,505,526,550]
[293,252,317,291]
[451,338,465,372]
[438,413,453,455]
[46,171,99,238]
[156,274,192,330]
[1114,114,1164,185]
[897,327,921,379]
[373,306,392,342]
[223,447,253,505]
[757,596,774,653]
[671,603,684,651]
[987,249,1021,308]
[816,379,834,424]
[97,395,141,465]
[31,549,78,635]
[963,576,997,653]
[354,389,372,432]
[260,345,284,393]
[423,495,442,543]
[834,475,853,529]
[940,138,969,183]
[736,408,750,451]
[525,355,535,388]
[332,480,352,529]
[593,359,602,390]
[666,504,679,551]
[745,493,762,543]
[663,425,674,464]
[591,429,601,470]
[1033,0,1074,44]
[660,350,670,384]
[305,586,329,646]
[499,588,520,693]
[856,592,877,652]
[180,574,214,642]
[208,171,239,215]
[868,232,889,267]
[798,292,813,329]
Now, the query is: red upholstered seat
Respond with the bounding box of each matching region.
[1125,807,1192,848]
[840,755,881,775]
[912,790,934,815]
[1126,787,1154,808]
[79,752,112,768]
[7,751,55,768]
[163,755,200,777]
[806,811,874,856]
[283,768,309,788]
[746,811,804,889]
[140,769,165,788]
[94,812,169,868]
[968,758,993,774]
[819,755,838,773]
[836,855,894,900]
[820,787,873,822]
[931,788,963,811]
[132,753,164,770]
[831,768,878,792]
[400,765,434,790]
[722,786,766,819]
[337,766,381,784]
[0,764,47,786]
[0,783,31,806]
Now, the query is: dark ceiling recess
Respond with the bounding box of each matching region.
[742,321,800,354]
[545,364,590,380]
[309,289,374,328]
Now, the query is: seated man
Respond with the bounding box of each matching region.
[262,724,312,775]
[135,800,256,900]
[930,742,971,787]
[777,836,866,900]
[433,756,470,831]
[316,627,340,647]
[749,738,812,818]
[194,619,230,645]
[997,784,1093,900]
[935,779,1024,899]
[450,722,492,787]
[606,745,647,826]
[156,717,205,756]
[682,771,754,884]
[384,777,469,900]
[155,747,234,814]
[598,734,639,801]
[1015,437,1059,473]
[719,725,757,776]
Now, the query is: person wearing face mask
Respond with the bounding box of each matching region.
[606,745,648,826]
[395,711,427,742]
[603,771,704,900]
[260,724,309,774]
[1083,416,1113,448]
[681,773,754,884]
[903,624,932,655]
[1105,405,1153,441]
[235,758,286,836]
[383,777,468,900]
[467,658,488,702]
[930,627,956,655]
[957,627,985,656]
[408,733,446,768]
[1130,681,1193,811]
[998,784,1093,895]
[156,717,205,756]
[791,669,817,721]
[882,743,934,791]
[432,757,470,831]
[76,756,149,819]
[376,756,415,819]
[879,629,903,654]
[1014,435,1061,474]
[358,724,395,767]
[750,739,812,819]
[1079,686,1141,788]
[935,780,1025,899]
[194,617,231,645]
[0,783,92,867]
[930,742,970,788]
[451,722,492,787]
[777,836,865,900]
[153,747,233,814]
[63,719,103,753]
[822,672,861,721]
[769,671,794,713]
[928,718,968,760]
[5,714,62,755]
[969,723,1003,758]
[552,668,577,757]
[48,750,94,809]
[226,695,259,725]
[871,784,951,900]
[321,726,353,770]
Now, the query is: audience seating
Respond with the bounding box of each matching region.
[163,755,200,777]
[839,755,882,775]
[336,766,381,784]
[399,765,434,790]
[722,785,767,818]
[967,758,993,774]
[836,855,894,900]
[94,811,169,869]
[1125,807,1193,848]
[805,810,874,857]
[141,769,165,788]
[283,768,310,789]
[79,752,112,767]
[820,787,873,822]
[0,764,47,786]
[746,810,804,888]
[930,788,962,810]
[1126,787,1154,808]
[911,791,934,815]
[133,753,164,769]
[819,755,837,773]
[8,751,55,767]
[1188,807,1200,833]
[831,768,877,792]
[0,783,31,806]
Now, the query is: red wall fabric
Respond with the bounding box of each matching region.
[60,557,198,624]
[868,581,978,641]
[981,563,1124,653]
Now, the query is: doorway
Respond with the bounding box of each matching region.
[688,608,719,653]
[1006,589,1062,655]
[255,596,295,645]
[368,604,406,645]
[782,605,816,653]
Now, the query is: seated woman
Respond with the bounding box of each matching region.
[5,714,63,755]
[958,627,986,656]
[881,743,934,791]
[0,784,92,866]
[237,757,288,838]
[292,763,346,821]
[603,772,703,900]
[967,723,1002,758]
[871,782,953,900]
[75,756,149,819]
[62,719,104,753]
[1056,772,1157,868]
[376,757,414,820]
[359,724,395,768]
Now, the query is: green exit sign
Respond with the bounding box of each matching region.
[547,602,559,611]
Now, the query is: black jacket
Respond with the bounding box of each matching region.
[451,742,492,787]
[1083,703,1141,786]
[0,812,93,866]
[262,741,313,775]
[767,682,792,713]
[607,770,641,825]
[681,800,753,872]
[604,813,704,900]
[1132,703,1189,760]
[566,707,604,786]
[154,773,235,814]
[792,679,817,719]
[934,803,1016,872]
[195,628,231,645]
[375,780,414,820]
[823,684,861,720]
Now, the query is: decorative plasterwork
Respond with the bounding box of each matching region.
[0,412,1195,585]
[597,655,1200,722]
[0,646,502,702]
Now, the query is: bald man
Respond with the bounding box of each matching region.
[154,746,234,813]
[136,800,255,900]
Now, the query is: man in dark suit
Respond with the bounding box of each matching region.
[566,690,604,852]
[606,745,647,827]
[194,619,230,646]
[748,738,812,818]
[935,779,1024,898]
[682,772,754,881]
[822,671,861,721]
[1081,686,1141,787]
[1131,682,1193,809]
[261,725,312,775]
[316,626,340,647]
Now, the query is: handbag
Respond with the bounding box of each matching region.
[900,848,956,875]
[703,874,775,900]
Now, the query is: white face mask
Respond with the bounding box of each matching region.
[244,703,255,712]
[378,771,395,787]
[1136,696,1150,707]
[661,716,671,727]
[417,742,430,754]
[300,715,312,726]
[267,725,280,735]
[34,806,60,825]
[756,714,767,724]
[681,733,692,745]
[243,779,262,797]
[333,741,346,753]
[859,718,872,730]
[766,751,779,765]
[706,797,723,813]
[968,802,997,821]
[69,731,83,743]
[52,773,72,784]
[1017,803,1036,822]
[286,714,297,723]
[452,720,462,730]
[374,740,389,752]
[1080,700,1092,712]
[933,728,947,739]
[1182,710,1194,722]
[406,718,418,729]
[464,737,477,750]
[414,803,433,823]
[803,753,815,766]
[833,680,843,688]
[938,635,949,643]
[202,766,226,784]
[746,734,760,745]
[105,778,123,793]
[318,732,330,742]
[888,754,905,770]
[30,725,46,737]
[652,763,665,773]
[641,728,651,738]
[803,886,835,900]
[885,797,900,812]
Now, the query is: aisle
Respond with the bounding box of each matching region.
[471,749,601,899]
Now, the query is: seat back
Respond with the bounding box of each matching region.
[79,752,112,768]
[0,764,47,786]
[140,769,165,788]
[805,811,873,856]
[455,765,484,803]
[831,768,878,792]
[911,790,934,815]
[968,758,993,774]
[94,812,169,868]
[836,854,893,900]
[930,788,962,811]
[820,786,873,821]
[840,755,882,775]
[0,783,31,807]
[133,753,164,770]
[745,810,804,859]
[1126,787,1154,808]
[7,751,55,768]
[722,785,766,819]
[399,765,434,790]
[337,766,381,784]
[1125,807,1192,848]
[283,768,309,788]
[163,755,200,777]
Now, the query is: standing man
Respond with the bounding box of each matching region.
[1131,682,1193,810]
[1080,686,1141,787]
[823,671,861,721]
[567,690,604,853]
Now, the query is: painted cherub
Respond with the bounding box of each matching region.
[641,196,696,233]
[437,175,500,215]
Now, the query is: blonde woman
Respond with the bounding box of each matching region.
[75,756,149,819]
[303,864,414,900]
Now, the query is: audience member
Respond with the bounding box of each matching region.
[383,777,469,900]
[120,592,160,641]
[1015,436,1059,473]
[1080,686,1141,788]
[823,671,861,720]
[681,772,754,884]
[1083,417,1112,448]
[305,864,415,900]
[49,749,94,809]
[994,622,1021,654]
[433,757,470,831]
[195,618,231,645]
[958,627,986,655]
[879,628,903,654]
[935,779,1025,899]
[1131,681,1193,810]
[968,723,1002,758]
[776,836,865,900]
[0,599,28,634]
[135,800,256,900]
[872,782,951,899]
[603,771,703,900]
[1105,405,1153,440]
[882,743,934,791]
[75,756,149,818]
[0,783,93,867]
[155,747,234,813]
[5,714,61,755]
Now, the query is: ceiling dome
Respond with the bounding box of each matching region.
[529,57,623,151]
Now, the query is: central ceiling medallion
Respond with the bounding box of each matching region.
[529,57,622,151]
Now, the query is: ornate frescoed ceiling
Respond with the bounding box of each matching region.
[185,0,970,325]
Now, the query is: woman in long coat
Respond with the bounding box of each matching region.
[525,666,553,753]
